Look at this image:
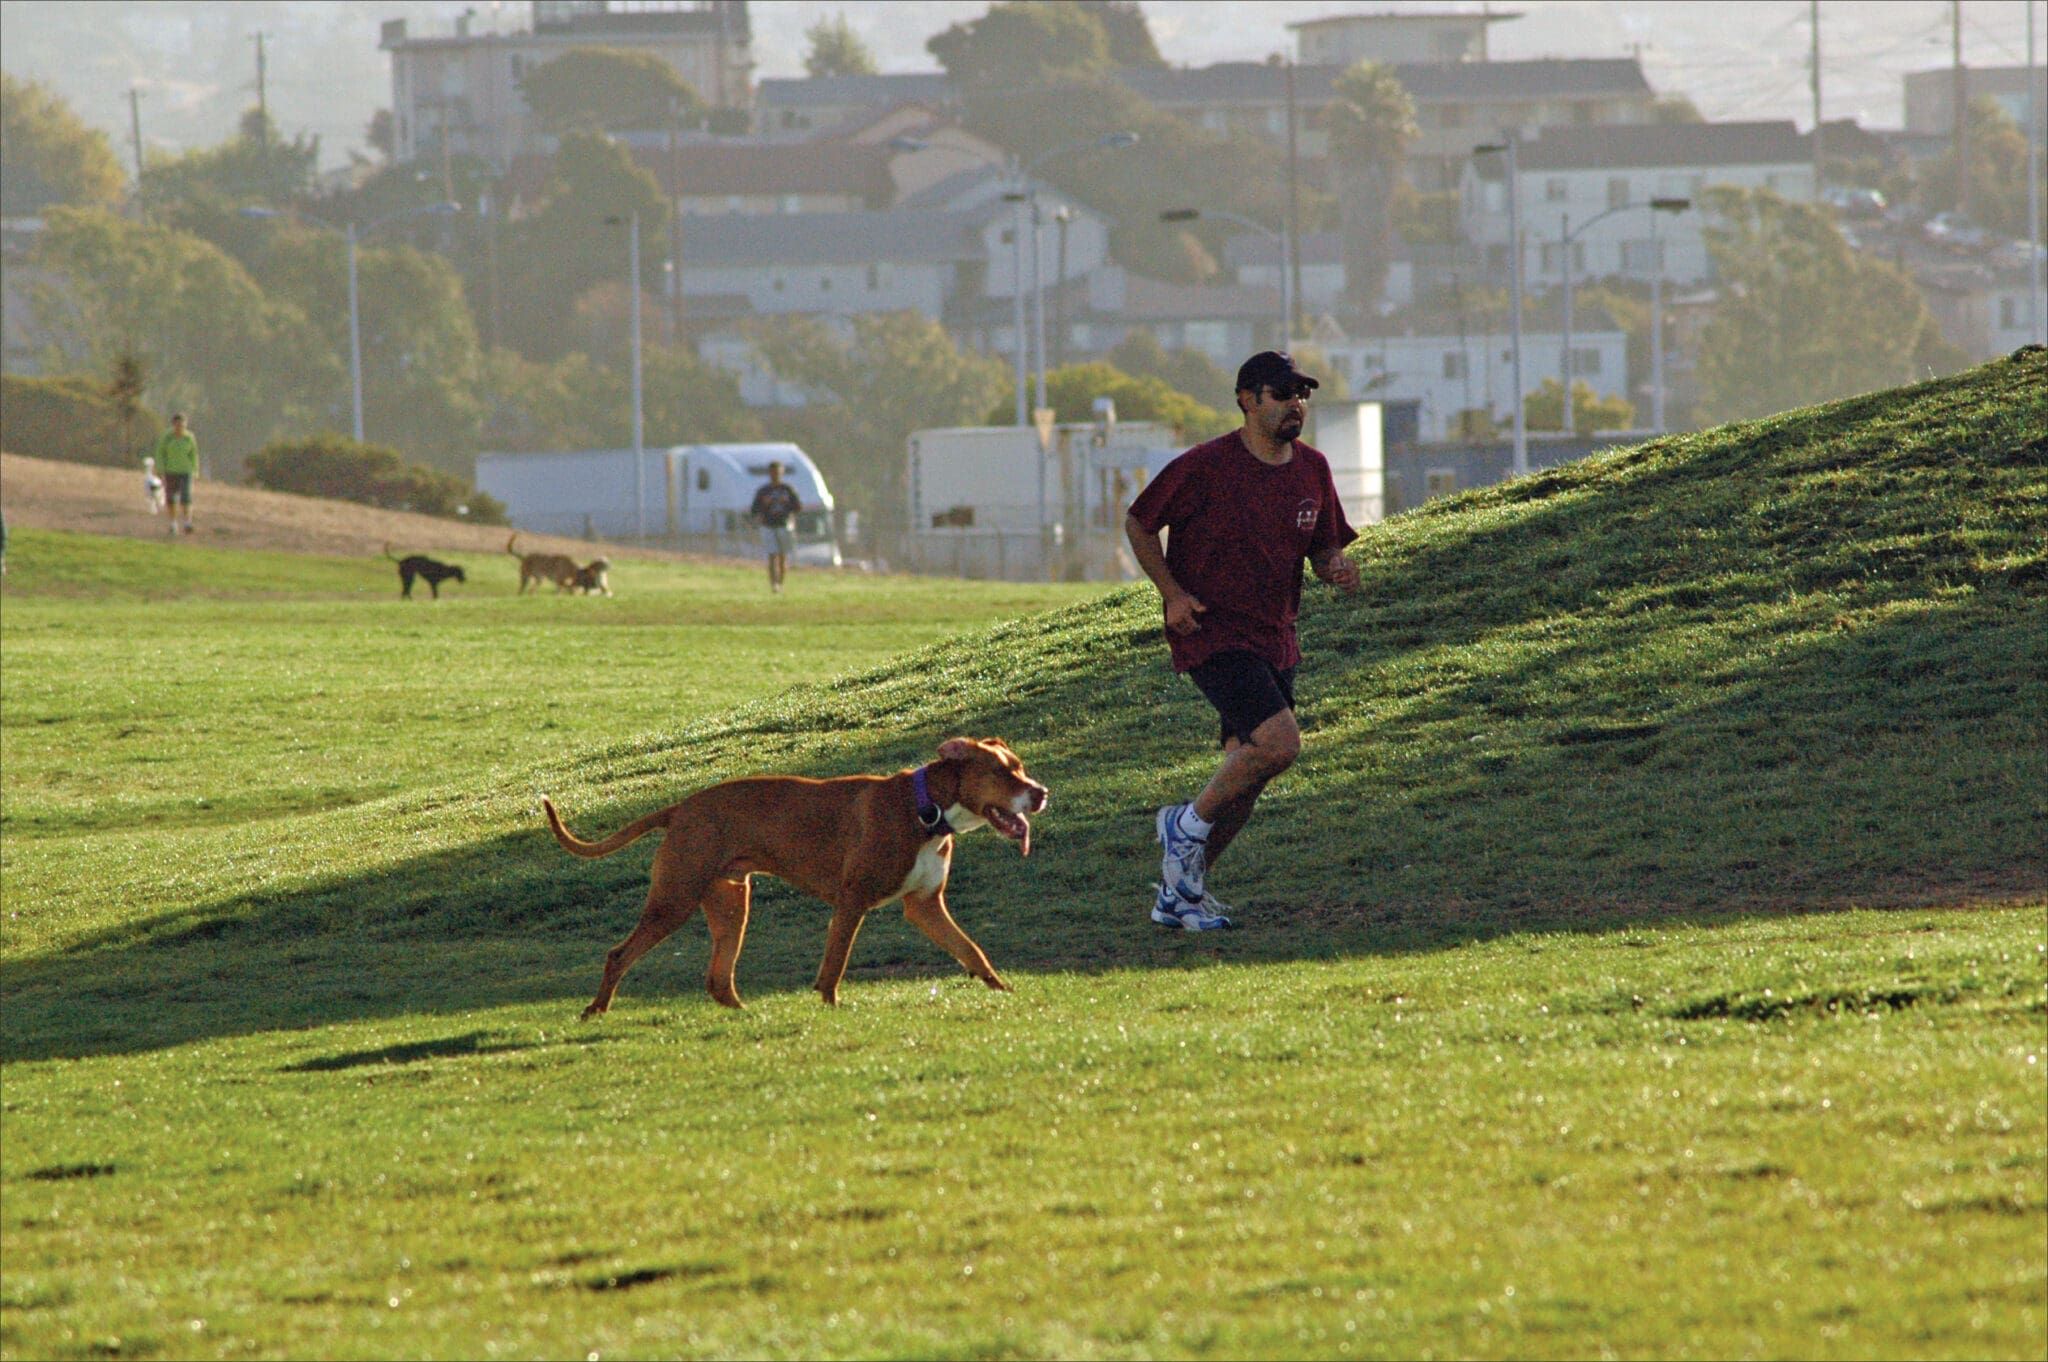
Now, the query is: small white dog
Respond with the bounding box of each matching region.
[143,457,165,515]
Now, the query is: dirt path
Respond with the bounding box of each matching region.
[0,452,719,562]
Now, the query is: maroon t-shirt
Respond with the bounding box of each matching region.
[1128,429,1358,673]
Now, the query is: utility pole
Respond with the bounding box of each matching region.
[253,32,268,140]
[1953,0,1968,220]
[1285,56,1304,343]
[2031,0,2043,345]
[126,87,145,183]
[1810,0,1824,198]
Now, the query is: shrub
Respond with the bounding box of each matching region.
[244,432,508,525]
[0,372,160,467]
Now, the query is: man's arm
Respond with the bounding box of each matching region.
[1311,545,1360,593]
[1125,512,1206,635]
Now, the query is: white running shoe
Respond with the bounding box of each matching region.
[1150,882,1235,931]
[1155,803,1207,905]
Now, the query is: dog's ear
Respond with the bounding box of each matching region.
[937,738,977,762]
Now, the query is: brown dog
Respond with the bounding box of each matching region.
[507,533,601,595]
[543,737,1047,1013]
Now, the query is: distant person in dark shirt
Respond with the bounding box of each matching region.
[749,460,803,594]
[1125,351,1361,930]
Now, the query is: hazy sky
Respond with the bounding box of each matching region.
[3,1,2041,171]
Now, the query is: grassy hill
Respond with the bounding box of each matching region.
[2,349,2042,1358]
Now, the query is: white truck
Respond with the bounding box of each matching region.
[475,442,841,565]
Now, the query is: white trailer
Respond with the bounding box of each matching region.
[476,442,840,564]
[906,420,1182,581]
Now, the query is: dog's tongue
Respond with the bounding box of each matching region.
[989,808,1031,856]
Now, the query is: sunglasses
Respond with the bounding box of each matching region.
[1264,384,1313,403]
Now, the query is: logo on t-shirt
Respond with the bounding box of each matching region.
[1294,498,1319,531]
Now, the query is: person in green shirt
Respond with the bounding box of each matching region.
[152,413,198,535]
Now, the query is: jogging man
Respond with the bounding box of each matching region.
[749,460,802,593]
[153,413,199,536]
[1124,351,1361,930]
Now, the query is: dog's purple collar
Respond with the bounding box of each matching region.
[912,764,954,839]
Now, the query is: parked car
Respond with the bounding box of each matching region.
[1923,212,1988,250]
[1824,186,1888,220]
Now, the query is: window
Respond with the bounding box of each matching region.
[1070,322,1094,348]
[1607,177,1631,210]
[772,275,784,292]
[1571,347,1603,376]
[1425,469,1459,499]
[819,276,832,291]
[1544,177,1569,202]
[867,264,881,291]
[1442,351,1468,379]
[696,467,711,492]
[780,194,801,214]
[1540,242,1585,275]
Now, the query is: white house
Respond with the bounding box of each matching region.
[1461,121,1815,289]
[1316,307,1629,442]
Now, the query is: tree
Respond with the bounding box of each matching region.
[928,2,1113,89]
[987,360,1232,437]
[1693,186,1966,426]
[244,227,487,473]
[519,47,704,134]
[1524,378,1632,433]
[501,130,670,362]
[366,109,396,161]
[31,207,339,471]
[1326,61,1417,320]
[748,313,1009,538]
[1107,329,1233,405]
[952,71,1304,284]
[1923,95,2043,238]
[1,73,126,215]
[138,106,319,210]
[803,14,878,78]
[1075,0,1166,68]
[477,345,760,454]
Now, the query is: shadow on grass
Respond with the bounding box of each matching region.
[5,589,2040,1067]
[6,367,2044,1065]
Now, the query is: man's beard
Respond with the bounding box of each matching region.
[1276,414,1304,441]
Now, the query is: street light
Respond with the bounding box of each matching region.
[1646,197,1691,433]
[890,135,1030,427]
[1026,133,1138,416]
[1161,207,1291,346]
[242,200,461,443]
[604,213,647,540]
[1473,140,1526,475]
[1549,196,1690,435]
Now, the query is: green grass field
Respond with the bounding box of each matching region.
[3,349,2045,1359]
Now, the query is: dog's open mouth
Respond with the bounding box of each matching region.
[983,806,1031,855]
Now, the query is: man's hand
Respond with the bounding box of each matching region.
[1163,590,1208,635]
[1315,551,1361,594]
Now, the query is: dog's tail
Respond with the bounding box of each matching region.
[541,797,671,859]
[506,533,522,559]
[383,541,399,561]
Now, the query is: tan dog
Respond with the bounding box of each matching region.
[543,737,1048,1013]
[507,533,599,595]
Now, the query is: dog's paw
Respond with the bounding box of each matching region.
[983,974,1011,993]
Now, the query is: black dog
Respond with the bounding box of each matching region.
[386,543,467,599]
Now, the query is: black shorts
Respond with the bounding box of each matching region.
[1187,650,1296,748]
[163,473,192,505]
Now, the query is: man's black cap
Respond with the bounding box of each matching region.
[1235,350,1320,394]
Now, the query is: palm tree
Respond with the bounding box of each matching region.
[1326,61,1417,323]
